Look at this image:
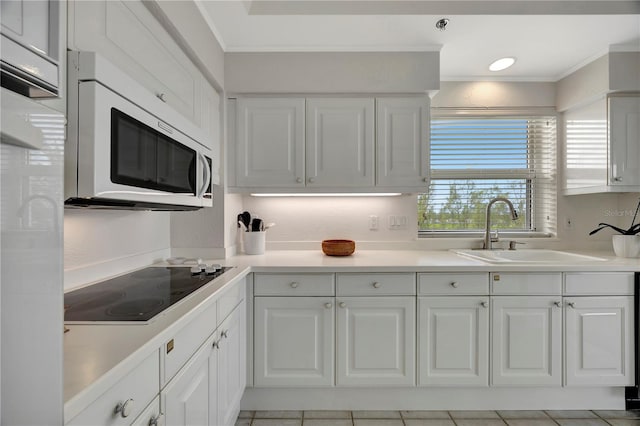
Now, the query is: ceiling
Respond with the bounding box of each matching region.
[196,0,640,81]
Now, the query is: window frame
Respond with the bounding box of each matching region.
[418,108,557,239]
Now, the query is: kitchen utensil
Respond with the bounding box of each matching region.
[251,218,263,232]
[238,220,247,232]
[264,222,276,230]
[321,239,356,256]
[240,211,251,231]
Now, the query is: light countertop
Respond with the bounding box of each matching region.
[64,249,640,420]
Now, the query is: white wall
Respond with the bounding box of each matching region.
[64,210,171,289]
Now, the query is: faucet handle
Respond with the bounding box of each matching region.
[490,230,500,243]
[508,241,526,250]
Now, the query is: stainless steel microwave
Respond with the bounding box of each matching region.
[65,51,213,211]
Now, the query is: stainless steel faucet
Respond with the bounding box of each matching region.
[483,197,519,249]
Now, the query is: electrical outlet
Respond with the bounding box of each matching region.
[369,215,379,230]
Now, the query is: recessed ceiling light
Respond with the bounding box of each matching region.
[489,57,516,71]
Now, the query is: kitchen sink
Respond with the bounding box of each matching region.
[452,249,607,263]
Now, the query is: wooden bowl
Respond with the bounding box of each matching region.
[321,239,356,256]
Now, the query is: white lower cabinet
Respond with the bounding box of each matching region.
[336,296,415,386]
[491,296,563,386]
[565,296,634,386]
[163,333,216,426]
[131,396,163,426]
[254,296,335,387]
[217,300,247,426]
[418,297,489,386]
[163,299,247,426]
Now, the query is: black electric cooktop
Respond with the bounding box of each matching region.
[64,266,232,323]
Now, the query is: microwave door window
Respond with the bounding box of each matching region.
[111,110,157,189]
[156,135,197,194]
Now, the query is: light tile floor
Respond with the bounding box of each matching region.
[235,410,640,426]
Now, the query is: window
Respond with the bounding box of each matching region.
[418,111,557,237]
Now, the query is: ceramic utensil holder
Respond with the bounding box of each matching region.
[612,235,640,257]
[244,231,266,255]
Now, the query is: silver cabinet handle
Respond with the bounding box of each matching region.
[221,330,228,339]
[114,399,134,418]
[423,177,429,183]
[325,302,332,309]
[554,301,562,307]
[157,93,166,102]
[480,301,488,308]
[613,176,623,182]
[450,281,459,288]
[296,177,303,183]
[372,282,381,288]
[567,301,576,308]
[290,282,299,288]
[212,339,220,349]
[339,302,346,308]
[149,414,163,426]
[308,177,315,184]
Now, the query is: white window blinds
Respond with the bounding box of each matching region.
[418,112,557,236]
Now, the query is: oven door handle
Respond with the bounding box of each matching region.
[197,152,211,200]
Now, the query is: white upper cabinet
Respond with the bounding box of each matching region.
[376,97,430,188]
[236,98,306,188]
[306,98,375,187]
[609,94,640,187]
[68,0,201,125]
[231,96,431,192]
[564,93,640,194]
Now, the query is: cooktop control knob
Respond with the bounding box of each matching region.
[205,266,217,275]
[190,266,202,274]
[211,264,222,271]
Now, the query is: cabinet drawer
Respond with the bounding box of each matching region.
[254,273,335,296]
[418,273,489,295]
[163,301,217,386]
[337,273,415,296]
[218,279,245,324]
[130,395,162,426]
[491,273,562,295]
[565,272,634,295]
[66,350,159,426]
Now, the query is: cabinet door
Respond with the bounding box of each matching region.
[418,297,489,386]
[163,337,214,426]
[69,0,200,122]
[492,296,562,386]
[1,0,57,59]
[336,297,415,386]
[236,98,305,188]
[609,95,640,186]
[306,98,375,187]
[217,301,246,426]
[254,296,334,387]
[565,296,634,386]
[130,396,163,426]
[376,97,430,188]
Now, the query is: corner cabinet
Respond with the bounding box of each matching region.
[564,93,640,194]
[609,94,640,187]
[231,96,430,193]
